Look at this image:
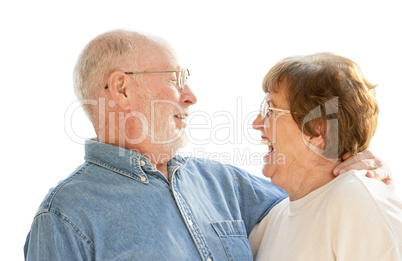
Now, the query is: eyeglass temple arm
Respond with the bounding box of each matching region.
[105,70,186,89]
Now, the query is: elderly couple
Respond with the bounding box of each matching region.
[24,30,402,260]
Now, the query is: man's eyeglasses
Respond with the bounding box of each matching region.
[260,98,291,120]
[104,68,190,90]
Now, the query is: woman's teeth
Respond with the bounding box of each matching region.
[260,139,272,146]
[261,139,275,154]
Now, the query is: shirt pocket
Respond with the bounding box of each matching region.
[211,220,253,261]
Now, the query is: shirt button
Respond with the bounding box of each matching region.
[140,176,147,182]
[188,219,193,227]
[140,160,145,167]
[207,258,212,261]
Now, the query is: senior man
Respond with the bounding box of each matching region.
[24,30,388,260]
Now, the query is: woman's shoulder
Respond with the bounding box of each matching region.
[329,169,394,200]
[328,169,402,220]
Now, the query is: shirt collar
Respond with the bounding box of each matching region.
[84,139,187,183]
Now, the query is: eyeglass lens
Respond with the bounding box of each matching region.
[179,69,189,89]
[260,99,268,120]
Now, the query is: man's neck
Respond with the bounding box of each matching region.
[131,146,175,181]
[155,163,169,180]
[99,134,176,181]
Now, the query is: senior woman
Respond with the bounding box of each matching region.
[248,53,402,260]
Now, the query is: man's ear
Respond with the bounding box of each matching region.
[107,71,134,110]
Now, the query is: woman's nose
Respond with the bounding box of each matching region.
[252,114,264,131]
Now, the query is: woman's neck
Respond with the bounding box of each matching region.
[287,160,339,201]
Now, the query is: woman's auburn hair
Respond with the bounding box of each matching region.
[263,52,379,159]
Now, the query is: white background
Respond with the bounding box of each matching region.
[1,0,401,259]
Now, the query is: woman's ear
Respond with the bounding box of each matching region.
[309,135,326,151]
[107,71,134,110]
[306,117,328,150]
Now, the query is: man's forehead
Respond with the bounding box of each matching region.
[142,45,180,70]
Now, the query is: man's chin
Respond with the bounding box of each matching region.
[171,134,188,150]
[155,132,188,150]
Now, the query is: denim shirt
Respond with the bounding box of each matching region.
[24,140,286,261]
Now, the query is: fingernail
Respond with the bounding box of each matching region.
[333,168,339,176]
[339,169,346,175]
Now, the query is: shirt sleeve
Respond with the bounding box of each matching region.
[331,175,402,260]
[228,166,287,235]
[24,212,93,261]
[248,212,269,259]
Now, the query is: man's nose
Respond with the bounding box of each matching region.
[180,83,197,105]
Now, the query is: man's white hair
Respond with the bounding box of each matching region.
[73,30,140,124]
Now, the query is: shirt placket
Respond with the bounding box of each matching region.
[170,166,214,261]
